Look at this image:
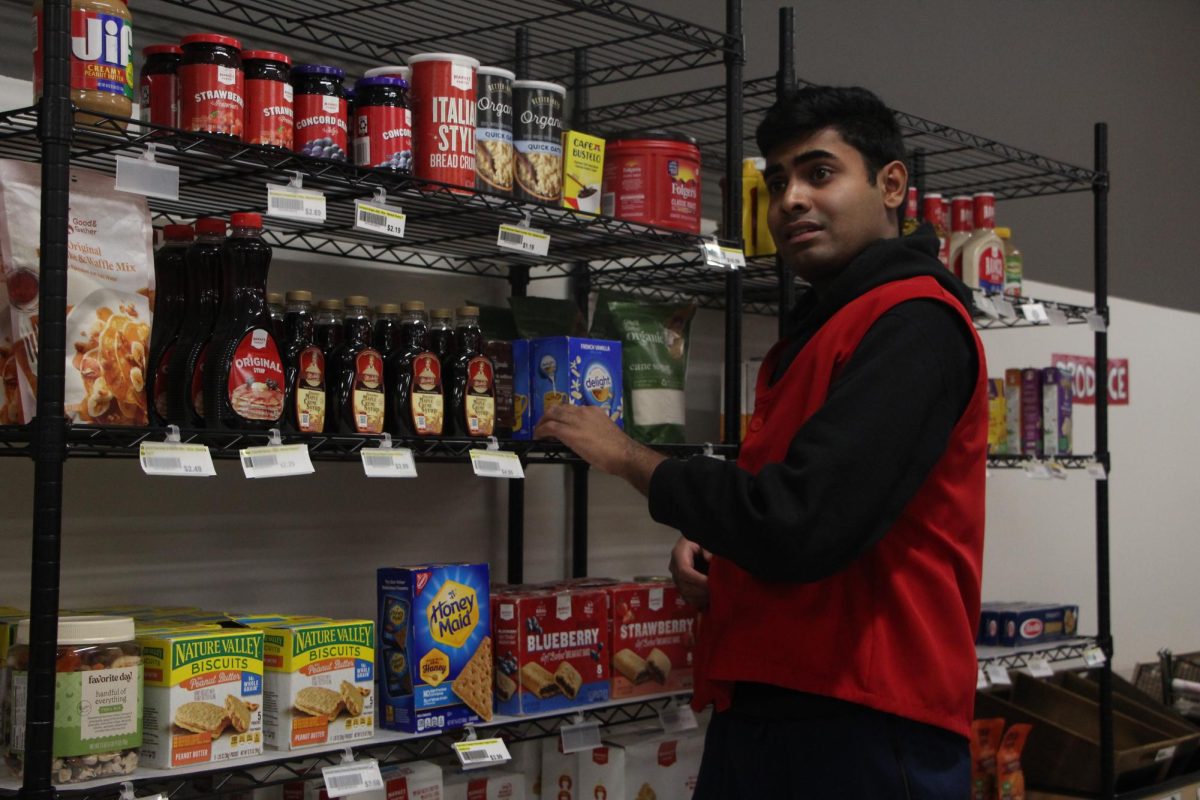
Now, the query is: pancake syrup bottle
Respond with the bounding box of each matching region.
[167,217,225,427]
[336,296,386,434]
[282,290,326,433]
[204,213,285,430]
[446,305,495,438]
[147,224,193,427]
[386,301,444,437]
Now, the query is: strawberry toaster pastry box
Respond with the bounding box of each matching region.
[604,581,696,699]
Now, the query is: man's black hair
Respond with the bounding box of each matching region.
[756,86,906,183]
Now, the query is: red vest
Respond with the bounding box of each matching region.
[692,276,987,737]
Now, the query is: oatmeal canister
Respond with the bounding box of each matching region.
[353,76,412,171]
[243,50,293,150]
[9,616,142,783]
[33,0,134,127]
[475,66,514,194]
[513,80,566,204]
[602,130,701,234]
[140,44,181,129]
[291,64,348,161]
[408,52,479,191]
[179,33,244,139]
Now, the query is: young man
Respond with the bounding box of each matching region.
[534,86,986,797]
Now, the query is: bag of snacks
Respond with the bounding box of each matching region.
[969,718,1005,800]
[0,160,154,425]
[996,723,1032,800]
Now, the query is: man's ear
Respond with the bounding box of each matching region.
[879,160,908,213]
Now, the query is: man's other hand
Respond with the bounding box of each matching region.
[669,537,711,610]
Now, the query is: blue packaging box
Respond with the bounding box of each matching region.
[377,563,492,734]
[529,337,623,430]
[511,340,531,440]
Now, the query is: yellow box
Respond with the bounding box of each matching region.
[562,131,605,215]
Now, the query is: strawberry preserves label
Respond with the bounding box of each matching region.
[294,345,325,433]
[410,352,443,435]
[180,63,244,137]
[294,93,347,160]
[245,79,293,149]
[140,73,178,127]
[353,106,412,170]
[227,328,284,422]
[464,355,494,436]
[351,349,385,433]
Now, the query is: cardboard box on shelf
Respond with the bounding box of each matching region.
[529,337,623,430]
[578,726,704,800]
[603,581,697,699]
[443,769,525,800]
[541,736,577,800]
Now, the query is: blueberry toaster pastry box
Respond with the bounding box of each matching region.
[377,564,492,733]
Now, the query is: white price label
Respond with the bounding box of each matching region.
[497,224,550,256]
[1025,656,1055,678]
[560,718,603,753]
[268,184,327,222]
[321,759,384,797]
[454,738,511,770]
[115,154,180,200]
[1046,306,1070,327]
[1154,746,1177,763]
[361,447,418,478]
[1085,311,1108,332]
[699,241,743,270]
[985,663,1012,687]
[354,200,407,239]
[1083,646,1107,667]
[1023,460,1053,480]
[470,449,525,479]
[139,442,216,477]
[1021,302,1049,324]
[973,294,999,319]
[1086,460,1108,480]
[977,667,989,690]
[240,444,315,478]
[719,246,746,269]
[993,297,1017,319]
[658,704,699,733]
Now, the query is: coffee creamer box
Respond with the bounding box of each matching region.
[259,619,375,750]
[378,564,492,734]
[604,582,696,699]
[529,337,623,430]
[492,588,610,715]
[138,627,265,768]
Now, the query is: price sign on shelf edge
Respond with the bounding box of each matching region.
[239,444,315,479]
[497,224,550,256]
[469,449,525,479]
[139,442,216,477]
[453,738,511,770]
[354,199,407,239]
[321,759,384,798]
[360,447,418,478]
[267,184,328,223]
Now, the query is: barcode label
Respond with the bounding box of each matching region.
[361,447,418,478]
[497,224,550,256]
[354,138,370,165]
[462,749,490,762]
[358,209,387,228]
[499,230,524,244]
[139,443,215,477]
[453,738,511,770]
[146,456,181,470]
[321,759,383,798]
[267,185,327,222]
[475,460,499,472]
[354,199,406,238]
[469,449,524,479]
[240,444,315,479]
[272,197,304,211]
[328,773,363,789]
[601,192,615,217]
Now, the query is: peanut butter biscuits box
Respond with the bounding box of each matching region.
[138,627,265,768]
[492,587,610,715]
[604,582,696,699]
[258,619,375,750]
[378,564,492,734]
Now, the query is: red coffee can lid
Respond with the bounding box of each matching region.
[163,224,194,241]
[142,44,182,57]
[195,217,227,235]
[231,212,262,228]
[181,33,242,50]
[243,50,291,65]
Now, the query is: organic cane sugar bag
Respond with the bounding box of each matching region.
[590,291,696,443]
[0,160,154,425]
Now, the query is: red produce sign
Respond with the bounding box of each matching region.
[1051,354,1130,405]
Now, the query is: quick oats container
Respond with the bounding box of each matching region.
[475,66,514,194]
[512,80,566,204]
[8,616,142,783]
[408,52,479,191]
[601,130,702,234]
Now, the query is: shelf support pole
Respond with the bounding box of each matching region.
[721,0,744,446]
[775,6,796,337]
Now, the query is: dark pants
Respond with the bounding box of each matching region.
[693,706,969,799]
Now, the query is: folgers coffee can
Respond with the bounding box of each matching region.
[408,52,479,191]
[243,50,293,150]
[291,64,348,161]
[602,130,702,234]
[475,66,514,194]
[352,76,412,171]
[513,80,566,204]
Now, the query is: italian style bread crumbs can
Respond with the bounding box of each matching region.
[408,52,479,191]
[513,80,566,203]
[475,66,514,194]
[602,130,701,233]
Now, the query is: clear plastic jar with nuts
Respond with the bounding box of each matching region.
[7,616,142,784]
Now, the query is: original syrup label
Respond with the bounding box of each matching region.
[227,328,284,422]
[33,9,135,101]
[191,345,209,419]
[464,355,495,437]
[353,105,413,170]
[410,352,443,435]
[294,93,347,160]
[245,79,293,149]
[153,344,173,419]
[180,62,244,137]
[140,72,178,128]
[294,345,326,433]
[352,349,385,434]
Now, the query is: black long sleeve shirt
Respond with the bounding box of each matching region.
[647,226,979,584]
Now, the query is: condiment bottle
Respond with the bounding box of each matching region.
[140,44,182,130]
[266,291,286,343]
[961,192,1005,294]
[484,339,515,437]
[167,217,225,427]
[373,303,401,359]
[900,186,919,236]
[997,227,1023,298]
[947,195,973,281]
[204,212,285,429]
[922,192,950,270]
[314,298,345,418]
[386,301,444,437]
[336,296,386,434]
[428,308,455,368]
[282,290,326,433]
[445,306,495,437]
[147,224,193,426]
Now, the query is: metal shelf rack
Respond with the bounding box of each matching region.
[978,637,1101,672]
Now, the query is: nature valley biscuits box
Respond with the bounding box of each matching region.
[492,587,610,715]
[138,626,265,768]
[258,619,375,750]
[378,564,492,734]
[604,582,697,699]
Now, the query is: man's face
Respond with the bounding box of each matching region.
[764,127,903,285]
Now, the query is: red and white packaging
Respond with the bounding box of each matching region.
[603,581,697,699]
[578,728,704,800]
[922,193,950,268]
[281,759,443,799]
[506,740,543,800]
[140,45,180,129]
[293,90,348,160]
[354,98,413,169]
[541,737,577,800]
[179,34,244,138]
[443,770,524,800]
[243,50,293,150]
[408,52,479,191]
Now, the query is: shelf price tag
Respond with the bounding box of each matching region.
[321,759,384,797]
[470,449,524,479]
[1023,460,1054,480]
[719,246,746,269]
[1025,655,1055,678]
[497,224,550,256]
[115,145,180,200]
[1021,302,1049,324]
[453,738,511,770]
[354,199,406,239]
[268,183,327,223]
[1085,460,1108,480]
[658,703,699,734]
[361,447,418,478]
[699,240,744,270]
[1083,646,1107,667]
[1046,306,1070,327]
[560,717,603,753]
[240,444,314,479]
[139,442,216,477]
[993,297,1017,320]
[985,663,1012,687]
[977,667,989,690]
[1085,311,1108,332]
[973,293,999,319]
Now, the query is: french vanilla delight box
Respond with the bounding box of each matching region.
[603,581,696,699]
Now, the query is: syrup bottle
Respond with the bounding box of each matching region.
[336,296,386,434]
[147,223,193,427]
[266,291,286,343]
[386,301,444,437]
[204,212,285,430]
[315,298,345,426]
[167,217,225,427]
[282,290,326,433]
[445,306,495,438]
[373,303,401,359]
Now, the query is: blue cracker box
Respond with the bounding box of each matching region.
[377,564,492,734]
[977,602,1011,646]
[530,337,623,430]
[511,339,532,440]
